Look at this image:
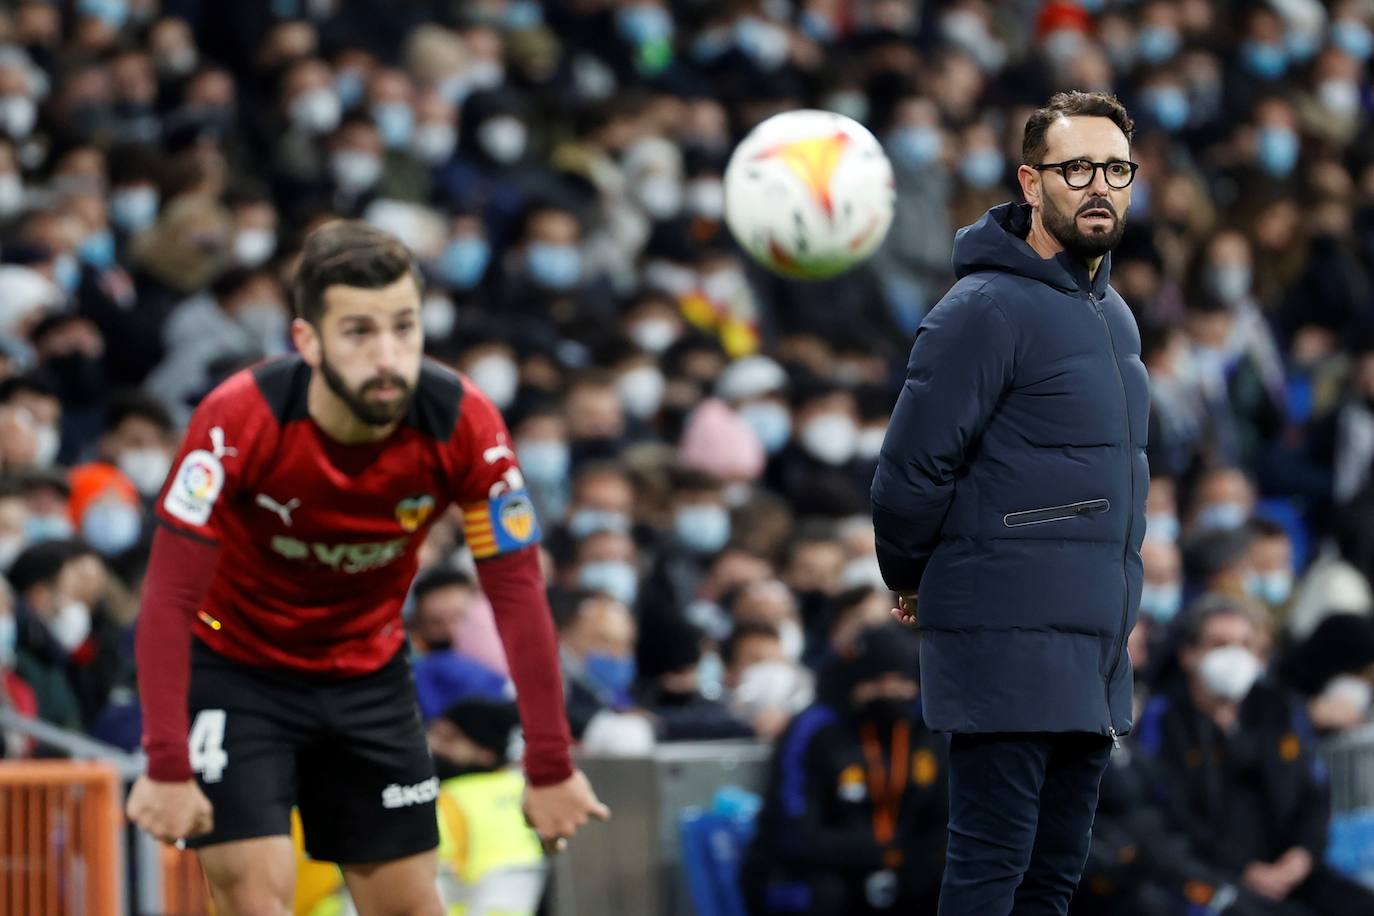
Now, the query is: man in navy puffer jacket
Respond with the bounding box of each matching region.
[871,91,1149,916]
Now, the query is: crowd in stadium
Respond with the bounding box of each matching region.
[3,0,1374,912]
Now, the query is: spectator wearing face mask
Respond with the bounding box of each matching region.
[742,624,946,915]
[774,381,866,511]
[92,390,176,502]
[641,467,735,634]
[1277,613,1374,736]
[556,591,653,752]
[1187,466,1258,536]
[435,90,543,243]
[6,540,93,729]
[66,461,142,561]
[1243,519,1297,625]
[0,371,63,473]
[1136,597,1374,915]
[407,568,510,722]
[560,529,641,614]
[635,610,752,741]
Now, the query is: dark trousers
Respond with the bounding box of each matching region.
[938,732,1113,916]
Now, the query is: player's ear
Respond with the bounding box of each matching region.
[1017,164,1040,208]
[292,317,321,366]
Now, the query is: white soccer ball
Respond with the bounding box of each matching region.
[723,108,895,281]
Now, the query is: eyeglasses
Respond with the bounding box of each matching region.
[1032,158,1139,190]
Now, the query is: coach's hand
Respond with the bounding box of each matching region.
[890,591,919,628]
[523,769,610,853]
[126,776,214,845]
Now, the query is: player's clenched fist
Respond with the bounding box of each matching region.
[126,776,214,845]
[522,769,610,852]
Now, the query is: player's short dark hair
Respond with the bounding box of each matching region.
[1022,91,1135,165]
[412,567,474,605]
[722,620,780,668]
[291,220,420,326]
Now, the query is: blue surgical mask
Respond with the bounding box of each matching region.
[526,242,582,290]
[617,4,674,45]
[79,0,128,29]
[1246,570,1293,607]
[1197,501,1249,532]
[1139,583,1182,623]
[1333,20,1374,61]
[1136,26,1180,64]
[334,70,365,109]
[1145,86,1190,132]
[110,186,159,232]
[1286,29,1321,63]
[55,253,81,293]
[372,102,414,150]
[1145,513,1179,544]
[959,148,1004,188]
[436,236,490,289]
[503,0,544,30]
[517,440,570,484]
[890,125,943,168]
[26,513,74,544]
[569,508,630,538]
[78,230,116,270]
[578,560,639,607]
[739,401,791,454]
[583,652,636,703]
[1257,126,1298,178]
[674,505,731,555]
[1242,41,1288,79]
[1208,265,1251,303]
[82,499,142,556]
[0,613,15,667]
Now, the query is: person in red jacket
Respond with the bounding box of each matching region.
[125,221,607,916]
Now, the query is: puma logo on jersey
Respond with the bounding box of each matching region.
[382,777,439,809]
[255,493,300,527]
[269,535,408,574]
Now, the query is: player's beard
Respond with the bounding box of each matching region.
[317,348,414,427]
[1042,192,1126,260]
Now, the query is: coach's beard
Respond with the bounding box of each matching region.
[1043,194,1126,260]
[318,353,413,427]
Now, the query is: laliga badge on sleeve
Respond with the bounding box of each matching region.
[163,449,224,526]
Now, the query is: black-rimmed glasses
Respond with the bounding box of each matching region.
[1032,158,1139,189]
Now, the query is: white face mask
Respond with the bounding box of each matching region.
[421,295,456,339]
[33,424,60,468]
[50,600,92,652]
[237,303,288,354]
[0,535,24,572]
[778,618,804,663]
[0,95,36,140]
[290,87,341,134]
[1197,644,1263,703]
[628,318,679,354]
[82,498,143,557]
[466,355,519,409]
[635,175,683,220]
[856,426,886,460]
[800,413,858,465]
[1319,79,1361,117]
[331,150,383,193]
[234,228,276,267]
[1321,674,1373,719]
[118,447,172,497]
[615,365,665,419]
[412,122,457,165]
[0,172,24,217]
[685,179,725,219]
[478,116,528,164]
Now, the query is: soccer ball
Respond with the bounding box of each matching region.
[723,109,895,281]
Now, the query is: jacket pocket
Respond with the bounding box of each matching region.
[1003,498,1110,528]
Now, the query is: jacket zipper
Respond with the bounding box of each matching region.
[1003,498,1110,527]
[1090,290,1129,750]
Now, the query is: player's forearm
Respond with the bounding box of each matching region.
[136,525,219,781]
[475,547,574,787]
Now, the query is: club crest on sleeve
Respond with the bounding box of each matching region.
[394,494,436,532]
[163,449,224,526]
[496,492,539,546]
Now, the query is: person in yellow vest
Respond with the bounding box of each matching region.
[429,697,548,916]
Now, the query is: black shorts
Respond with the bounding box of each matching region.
[185,639,439,864]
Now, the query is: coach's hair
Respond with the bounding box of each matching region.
[1021,91,1135,165]
[291,220,421,325]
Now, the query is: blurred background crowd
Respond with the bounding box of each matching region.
[2,0,1374,913]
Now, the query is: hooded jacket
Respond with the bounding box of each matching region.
[871,202,1149,737]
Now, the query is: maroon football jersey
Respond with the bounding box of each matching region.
[154,356,541,675]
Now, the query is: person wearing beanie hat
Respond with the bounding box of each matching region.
[743,623,946,915]
[635,609,753,741]
[428,697,548,915]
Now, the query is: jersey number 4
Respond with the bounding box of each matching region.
[189,709,229,783]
